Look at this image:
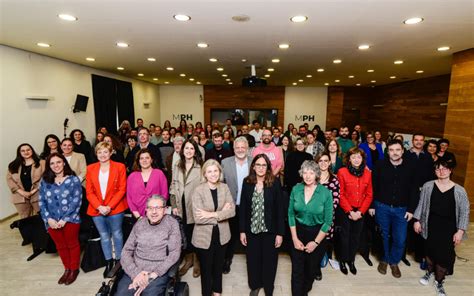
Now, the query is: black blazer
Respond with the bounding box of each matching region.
[239,180,285,236]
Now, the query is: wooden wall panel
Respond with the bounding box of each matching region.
[443,48,474,220]
[203,85,285,127]
[325,87,344,129]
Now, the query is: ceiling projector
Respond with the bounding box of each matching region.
[242,65,267,87]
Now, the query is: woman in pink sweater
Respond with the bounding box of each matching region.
[127,148,168,219]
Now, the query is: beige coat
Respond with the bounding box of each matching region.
[6,160,45,204]
[169,162,202,224]
[191,182,235,249]
[67,152,87,184]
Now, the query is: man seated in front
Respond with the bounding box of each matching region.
[116,195,181,296]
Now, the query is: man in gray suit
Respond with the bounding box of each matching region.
[221,136,252,274]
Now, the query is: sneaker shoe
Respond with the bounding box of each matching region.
[434,280,447,296]
[419,271,433,286]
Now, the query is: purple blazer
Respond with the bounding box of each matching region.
[126,169,169,216]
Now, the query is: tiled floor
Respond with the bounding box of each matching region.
[0,216,472,296]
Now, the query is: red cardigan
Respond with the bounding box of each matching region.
[86,160,128,216]
[337,167,373,214]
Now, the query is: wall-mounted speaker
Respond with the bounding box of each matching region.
[73,94,89,113]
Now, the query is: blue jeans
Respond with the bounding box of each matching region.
[92,213,124,260]
[374,201,407,265]
[115,273,169,296]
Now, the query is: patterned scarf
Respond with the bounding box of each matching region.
[347,163,366,177]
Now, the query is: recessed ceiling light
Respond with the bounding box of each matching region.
[298,79,304,82]
[317,68,324,72]
[179,73,186,77]
[290,15,308,23]
[166,67,174,71]
[196,81,202,85]
[164,81,170,84]
[306,75,312,78]
[58,14,78,21]
[416,70,424,73]
[437,46,450,51]
[390,76,397,79]
[348,75,355,78]
[241,59,247,62]
[217,67,224,71]
[394,60,404,64]
[228,82,233,85]
[403,17,423,25]
[335,79,340,82]
[226,78,231,81]
[267,68,275,72]
[209,58,218,62]
[189,78,195,81]
[116,42,129,48]
[137,73,144,77]
[86,57,95,61]
[173,14,191,21]
[264,74,270,78]
[279,43,290,49]
[117,67,124,70]
[371,80,376,83]
[367,69,374,73]
[356,83,361,86]
[37,42,51,47]
[272,59,280,63]
[147,57,156,62]
[333,59,342,64]
[197,43,208,48]
[222,74,228,77]
[358,44,370,50]
[153,78,158,81]
[292,82,298,86]
[324,83,329,86]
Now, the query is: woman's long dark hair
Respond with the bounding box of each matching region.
[281,134,294,152]
[40,134,62,159]
[315,152,335,178]
[245,153,275,187]
[133,148,157,171]
[42,152,75,184]
[178,139,203,173]
[8,143,41,174]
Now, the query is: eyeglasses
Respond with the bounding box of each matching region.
[254,163,267,168]
[147,206,165,211]
[435,167,450,172]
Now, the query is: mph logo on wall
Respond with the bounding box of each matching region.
[294,115,316,122]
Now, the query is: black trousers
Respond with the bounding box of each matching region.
[291,222,327,296]
[225,205,240,262]
[339,210,364,262]
[196,227,227,296]
[246,232,279,296]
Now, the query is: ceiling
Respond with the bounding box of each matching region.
[1,0,473,87]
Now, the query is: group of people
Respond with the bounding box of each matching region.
[5,118,469,296]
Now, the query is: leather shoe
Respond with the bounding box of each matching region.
[315,272,323,281]
[348,261,357,275]
[65,269,79,285]
[378,262,388,275]
[363,256,373,266]
[401,257,411,266]
[339,261,348,275]
[104,259,114,278]
[223,259,231,274]
[390,264,401,278]
[58,269,70,284]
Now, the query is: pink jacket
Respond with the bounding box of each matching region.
[126,169,169,216]
[252,142,284,176]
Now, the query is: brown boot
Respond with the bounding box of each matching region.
[390,264,401,278]
[378,262,388,275]
[192,253,201,278]
[178,253,193,276]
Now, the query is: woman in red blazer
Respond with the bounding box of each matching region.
[86,142,127,278]
[337,147,373,276]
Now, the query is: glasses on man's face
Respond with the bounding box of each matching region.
[254,163,267,168]
[147,206,165,212]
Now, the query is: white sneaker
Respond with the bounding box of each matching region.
[434,280,447,296]
[419,271,433,286]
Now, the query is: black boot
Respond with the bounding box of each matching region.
[340,261,348,275]
[348,261,357,275]
[103,259,114,278]
[363,256,373,266]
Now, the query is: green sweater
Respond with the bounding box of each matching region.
[337,138,355,155]
[288,183,333,232]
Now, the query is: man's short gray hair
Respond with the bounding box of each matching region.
[298,160,321,182]
[173,136,185,143]
[233,136,248,147]
[146,195,167,208]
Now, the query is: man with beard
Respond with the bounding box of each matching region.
[252,129,283,176]
[298,125,307,137]
[370,139,418,278]
[150,125,163,145]
[337,126,355,156]
[205,132,233,164]
[221,137,253,274]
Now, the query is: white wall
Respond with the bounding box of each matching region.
[284,87,328,131]
[159,85,204,127]
[0,45,160,219]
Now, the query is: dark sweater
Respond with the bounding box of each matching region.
[372,158,419,213]
[284,151,313,192]
[403,149,435,189]
[127,143,163,171]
